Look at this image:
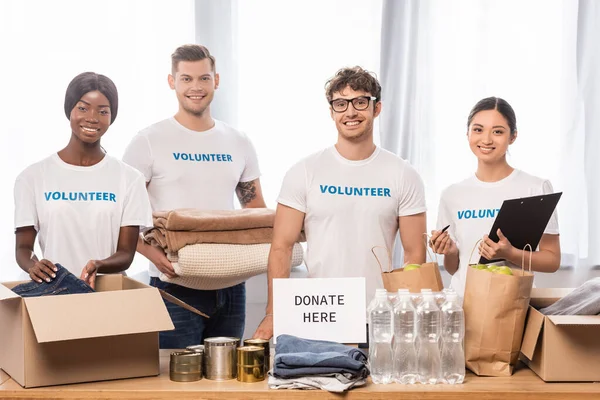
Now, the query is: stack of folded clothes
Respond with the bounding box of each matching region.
[143,208,305,290]
[270,334,369,393]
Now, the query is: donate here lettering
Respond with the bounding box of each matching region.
[295,294,345,323]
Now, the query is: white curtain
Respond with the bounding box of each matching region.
[0,0,195,281]
[379,0,600,271]
[194,0,240,127]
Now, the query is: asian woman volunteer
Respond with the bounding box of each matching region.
[429,97,560,296]
[14,72,151,289]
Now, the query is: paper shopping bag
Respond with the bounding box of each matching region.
[463,243,534,376]
[372,235,444,293]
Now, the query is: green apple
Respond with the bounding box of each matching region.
[494,266,513,276]
[486,266,499,272]
[471,264,488,270]
[403,264,421,271]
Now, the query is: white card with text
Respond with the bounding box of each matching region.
[272,277,366,343]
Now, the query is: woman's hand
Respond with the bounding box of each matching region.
[81,260,100,289]
[479,229,514,260]
[429,229,458,256]
[28,259,57,283]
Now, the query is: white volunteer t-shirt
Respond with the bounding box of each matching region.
[122,118,261,277]
[436,169,559,296]
[14,154,152,277]
[278,146,427,302]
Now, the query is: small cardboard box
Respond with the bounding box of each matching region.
[0,275,174,388]
[520,288,600,382]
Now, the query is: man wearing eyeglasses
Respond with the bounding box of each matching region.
[253,66,427,340]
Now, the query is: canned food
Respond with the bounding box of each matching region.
[170,351,202,382]
[204,337,240,380]
[237,345,265,383]
[243,338,270,373]
[186,344,205,354]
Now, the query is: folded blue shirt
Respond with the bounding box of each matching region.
[273,334,368,379]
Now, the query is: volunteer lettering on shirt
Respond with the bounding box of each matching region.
[319,184,392,197]
[172,152,233,162]
[457,208,500,220]
[44,191,117,202]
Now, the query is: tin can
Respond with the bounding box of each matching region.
[170,351,202,382]
[243,338,270,373]
[204,337,240,380]
[237,346,265,383]
[186,344,205,354]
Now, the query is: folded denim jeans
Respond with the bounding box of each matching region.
[11,264,95,297]
[273,335,368,379]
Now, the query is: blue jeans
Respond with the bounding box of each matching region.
[11,264,94,297]
[150,278,246,349]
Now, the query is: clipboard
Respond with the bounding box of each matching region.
[479,192,562,264]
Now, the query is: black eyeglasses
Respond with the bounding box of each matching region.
[329,96,377,113]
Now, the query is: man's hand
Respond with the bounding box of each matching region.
[152,250,178,278]
[252,314,274,340]
[29,259,57,283]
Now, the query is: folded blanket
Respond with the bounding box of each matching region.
[144,227,275,254]
[153,208,275,232]
[160,242,304,290]
[540,277,600,315]
[273,335,368,379]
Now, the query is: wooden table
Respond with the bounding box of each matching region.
[1,351,599,399]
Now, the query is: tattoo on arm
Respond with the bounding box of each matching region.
[236,180,257,205]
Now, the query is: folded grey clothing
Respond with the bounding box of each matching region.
[268,371,366,392]
[274,334,368,379]
[540,277,600,315]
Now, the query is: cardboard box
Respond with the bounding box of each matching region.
[520,288,600,382]
[0,275,175,388]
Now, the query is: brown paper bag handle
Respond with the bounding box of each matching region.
[371,245,392,273]
[521,243,533,275]
[423,233,440,265]
[467,239,483,266]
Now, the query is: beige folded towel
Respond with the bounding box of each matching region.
[161,242,304,290]
[144,227,276,254]
[153,208,275,232]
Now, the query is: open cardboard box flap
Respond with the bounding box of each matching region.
[24,288,174,343]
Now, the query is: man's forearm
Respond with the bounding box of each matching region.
[403,246,426,266]
[136,235,151,257]
[265,245,294,314]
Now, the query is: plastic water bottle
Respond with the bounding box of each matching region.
[369,290,394,384]
[393,290,418,384]
[417,291,442,384]
[441,292,465,384]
